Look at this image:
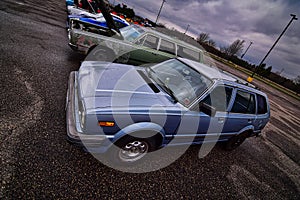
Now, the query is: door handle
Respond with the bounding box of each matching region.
[248,119,253,124]
[218,118,225,123]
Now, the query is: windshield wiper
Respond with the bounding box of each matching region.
[164,85,178,103]
[146,66,155,79]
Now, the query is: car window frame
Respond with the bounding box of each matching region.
[177,44,201,62]
[142,33,160,50]
[256,94,268,115]
[133,32,203,62]
[229,88,257,115]
[189,84,234,113]
[158,38,176,55]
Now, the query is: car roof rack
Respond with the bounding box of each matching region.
[220,70,259,89]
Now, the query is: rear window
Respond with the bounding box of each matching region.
[231,90,256,114]
[257,94,268,114]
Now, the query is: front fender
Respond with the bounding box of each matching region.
[113,122,166,144]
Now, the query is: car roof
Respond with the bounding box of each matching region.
[178,58,262,92]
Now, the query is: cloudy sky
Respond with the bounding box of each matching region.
[113,0,300,79]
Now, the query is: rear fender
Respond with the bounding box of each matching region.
[237,125,254,137]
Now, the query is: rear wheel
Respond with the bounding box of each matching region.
[224,132,250,150]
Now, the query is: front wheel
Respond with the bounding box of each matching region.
[109,136,156,166]
[86,46,114,62]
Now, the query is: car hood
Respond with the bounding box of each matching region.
[78,62,179,111]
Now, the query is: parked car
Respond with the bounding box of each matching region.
[67,5,99,16]
[66,13,129,30]
[66,0,74,7]
[66,58,270,165]
[68,21,204,65]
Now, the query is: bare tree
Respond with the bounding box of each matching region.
[197,33,210,44]
[223,39,245,56]
[207,39,216,47]
[294,75,300,85]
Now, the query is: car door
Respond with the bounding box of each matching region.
[176,85,234,144]
[224,89,257,139]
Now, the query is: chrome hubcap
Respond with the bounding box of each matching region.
[119,141,148,162]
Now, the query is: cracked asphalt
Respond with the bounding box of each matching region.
[0,0,299,199]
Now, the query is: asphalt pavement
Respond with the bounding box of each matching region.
[0,0,299,199]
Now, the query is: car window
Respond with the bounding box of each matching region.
[159,39,176,55]
[202,86,233,112]
[231,90,256,114]
[120,25,145,42]
[257,94,268,114]
[143,35,159,49]
[177,45,200,61]
[149,59,212,107]
[135,35,146,45]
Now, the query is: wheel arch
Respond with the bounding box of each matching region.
[112,122,166,148]
[86,45,116,61]
[236,125,254,137]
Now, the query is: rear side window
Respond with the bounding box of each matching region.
[257,94,268,114]
[159,39,176,55]
[231,90,256,114]
[177,45,200,61]
[143,35,159,49]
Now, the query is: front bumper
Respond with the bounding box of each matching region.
[66,72,111,152]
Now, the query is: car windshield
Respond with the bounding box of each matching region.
[148,59,212,107]
[120,25,145,42]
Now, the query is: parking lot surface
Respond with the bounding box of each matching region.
[0,0,299,199]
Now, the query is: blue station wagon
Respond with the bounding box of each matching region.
[66,58,270,165]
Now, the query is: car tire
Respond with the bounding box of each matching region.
[108,135,157,166]
[86,46,115,62]
[224,131,249,151]
[115,52,130,64]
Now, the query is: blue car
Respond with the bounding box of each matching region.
[66,58,270,165]
[66,13,129,30]
[66,0,74,7]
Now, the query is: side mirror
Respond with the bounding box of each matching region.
[199,102,216,117]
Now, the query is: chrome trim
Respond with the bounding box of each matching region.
[66,72,111,144]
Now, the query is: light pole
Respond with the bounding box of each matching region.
[241,41,253,59]
[184,24,190,35]
[248,14,298,82]
[155,0,166,24]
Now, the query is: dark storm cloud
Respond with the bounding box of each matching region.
[117,0,300,79]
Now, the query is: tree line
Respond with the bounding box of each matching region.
[196,32,300,94]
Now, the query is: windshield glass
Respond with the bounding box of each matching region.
[120,25,145,42]
[149,59,212,107]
